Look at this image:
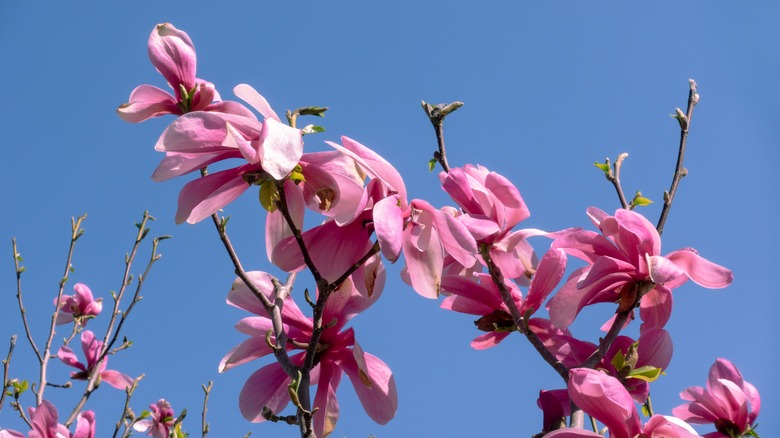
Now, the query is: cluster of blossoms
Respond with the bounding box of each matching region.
[113,22,760,438]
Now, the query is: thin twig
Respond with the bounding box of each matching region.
[112,375,143,438]
[606,154,630,209]
[12,240,41,365]
[0,335,17,413]
[39,214,87,405]
[656,79,698,236]
[421,100,464,173]
[202,381,213,438]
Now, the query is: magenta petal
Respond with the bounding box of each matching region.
[148,23,197,91]
[233,84,281,122]
[639,286,673,332]
[58,345,85,371]
[239,361,294,422]
[312,360,342,438]
[524,248,567,314]
[637,328,673,370]
[257,118,303,180]
[337,343,398,425]
[117,84,179,123]
[266,180,305,263]
[666,248,733,288]
[328,136,407,202]
[175,166,250,224]
[73,411,96,438]
[470,331,510,350]
[543,430,603,437]
[100,370,133,389]
[373,196,404,262]
[484,170,530,229]
[429,207,478,267]
[567,368,641,438]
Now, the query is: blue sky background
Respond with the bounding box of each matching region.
[1,2,778,436]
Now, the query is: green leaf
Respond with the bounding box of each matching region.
[630,191,653,208]
[611,350,626,371]
[593,161,610,174]
[301,124,325,135]
[139,409,151,418]
[641,404,651,417]
[298,106,328,117]
[628,366,663,382]
[259,180,279,212]
[428,158,437,172]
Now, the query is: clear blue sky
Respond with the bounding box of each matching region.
[1,2,777,436]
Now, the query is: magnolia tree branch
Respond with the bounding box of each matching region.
[421,100,463,173]
[12,240,40,364]
[112,375,142,438]
[201,381,214,438]
[65,213,163,427]
[0,335,17,413]
[39,215,86,406]
[656,79,698,235]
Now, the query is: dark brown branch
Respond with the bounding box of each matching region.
[421,100,464,173]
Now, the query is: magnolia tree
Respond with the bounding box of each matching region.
[0,23,762,438]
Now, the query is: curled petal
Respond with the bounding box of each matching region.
[233,84,281,122]
[402,225,442,298]
[175,165,251,224]
[567,368,641,438]
[524,248,567,315]
[117,84,179,122]
[239,361,294,422]
[337,344,398,425]
[373,196,404,262]
[666,248,733,289]
[148,23,197,92]
[100,370,133,390]
[257,118,303,180]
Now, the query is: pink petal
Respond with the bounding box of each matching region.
[312,360,342,438]
[567,368,641,438]
[233,84,281,122]
[117,84,179,123]
[470,331,510,350]
[257,118,303,180]
[239,361,294,422]
[639,286,673,332]
[337,344,398,425]
[226,271,311,331]
[328,137,407,203]
[373,196,404,262]
[147,23,197,92]
[666,248,733,289]
[220,336,276,372]
[266,180,305,263]
[58,345,85,371]
[428,205,478,268]
[175,165,251,224]
[642,415,699,438]
[648,255,685,284]
[402,225,442,298]
[100,370,133,389]
[152,150,241,181]
[637,328,673,370]
[484,170,530,229]
[551,230,624,264]
[524,248,567,314]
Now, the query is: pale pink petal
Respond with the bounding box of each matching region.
[148,23,196,91]
[175,165,250,224]
[152,150,240,181]
[117,84,179,122]
[257,118,304,180]
[0,429,25,437]
[402,226,442,298]
[225,122,258,163]
[373,196,404,262]
[666,248,733,289]
[233,84,282,122]
[219,337,276,372]
[642,415,699,437]
[328,137,407,203]
[648,255,685,284]
[100,370,133,389]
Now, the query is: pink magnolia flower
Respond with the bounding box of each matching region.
[536,389,570,433]
[548,207,733,330]
[54,283,102,326]
[0,400,95,438]
[545,368,699,438]
[219,269,397,437]
[672,359,760,437]
[440,248,567,349]
[58,330,133,390]
[133,399,176,438]
[150,84,304,223]
[117,23,252,123]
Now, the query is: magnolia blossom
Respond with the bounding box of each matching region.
[545,368,699,438]
[117,23,252,123]
[548,207,733,330]
[672,359,760,437]
[58,330,133,390]
[219,268,397,437]
[133,399,176,438]
[54,283,102,326]
[0,400,95,438]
